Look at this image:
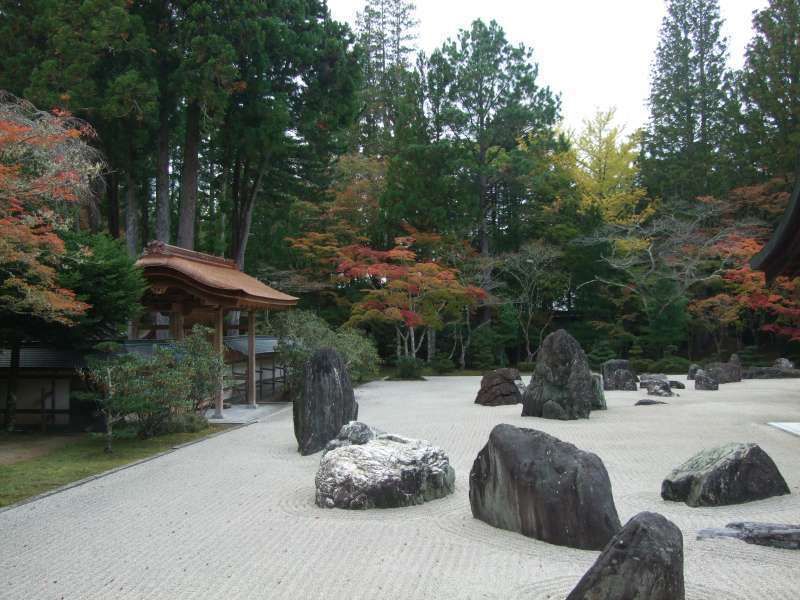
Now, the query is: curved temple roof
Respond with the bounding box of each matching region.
[751,164,800,281]
[136,242,298,311]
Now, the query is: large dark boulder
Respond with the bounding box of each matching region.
[293,348,358,456]
[669,380,685,390]
[602,359,638,391]
[705,356,742,383]
[591,373,607,410]
[694,369,719,391]
[522,330,594,420]
[567,512,685,600]
[743,366,800,379]
[475,368,523,406]
[697,522,800,550]
[661,443,790,507]
[469,424,621,550]
[316,433,455,509]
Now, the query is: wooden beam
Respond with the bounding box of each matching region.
[212,307,225,419]
[247,311,257,408]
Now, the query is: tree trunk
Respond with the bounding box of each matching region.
[231,157,268,269]
[177,100,201,249]
[107,171,120,238]
[104,413,113,454]
[125,167,139,258]
[427,328,436,362]
[4,336,20,431]
[396,327,402,361]
[155,100,171,242]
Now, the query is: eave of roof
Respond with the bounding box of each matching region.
[136,242,298,310]
[751,163,800,280]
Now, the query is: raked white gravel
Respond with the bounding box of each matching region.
[1,375,799,599]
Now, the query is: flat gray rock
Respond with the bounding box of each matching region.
[636,399,668,406]
[661,443,790,507]
[567,512,685,600]
[316,434,455,509]
[697,522,800,550]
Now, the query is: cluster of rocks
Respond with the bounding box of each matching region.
[743,358,800,379]
[690,355,800,388]
[295,349,456,511]
[640,373,673,398]
[297,347,795,599]
[469,424,687,598]
[474,368,523,406]
[521,329,596,420]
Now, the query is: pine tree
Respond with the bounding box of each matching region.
[642,0,733,202]
[740,0,800,179]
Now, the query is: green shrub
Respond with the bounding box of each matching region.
[630,358,655,373]
[159,413,209,434]
[430,353,456,374]
[651,356,691,374]
[270,310,380,397]
[518,361,536,372]
[81,327,225,451]
[395,356,423,379]
[587,340,616,369]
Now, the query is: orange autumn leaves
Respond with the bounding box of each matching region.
[0,95,101,325]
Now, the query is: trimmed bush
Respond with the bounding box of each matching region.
[652,356,691,374]
[395,356,424,379]
[159,413,209,434]
[430,353,456,374]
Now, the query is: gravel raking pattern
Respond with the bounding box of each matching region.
[1,375,798,599]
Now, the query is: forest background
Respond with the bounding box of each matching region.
[1,0,799,374]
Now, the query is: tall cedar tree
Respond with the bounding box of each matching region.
[643,0,733,203]
[739,0,800,180]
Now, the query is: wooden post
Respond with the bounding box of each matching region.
[169,304,185,341]
[212,307,225,419]
[247,310,257,408]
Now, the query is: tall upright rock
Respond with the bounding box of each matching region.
[567,512,685,600]
[522,329,593,419]
[469,424,621,550]
[293,349,358,456]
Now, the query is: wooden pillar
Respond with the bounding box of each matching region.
[212,307,225,419]
[247,310,257,408]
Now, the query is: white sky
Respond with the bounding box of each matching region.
[328,0,768,134]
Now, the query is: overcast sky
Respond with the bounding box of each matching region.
[327,0,768,134]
